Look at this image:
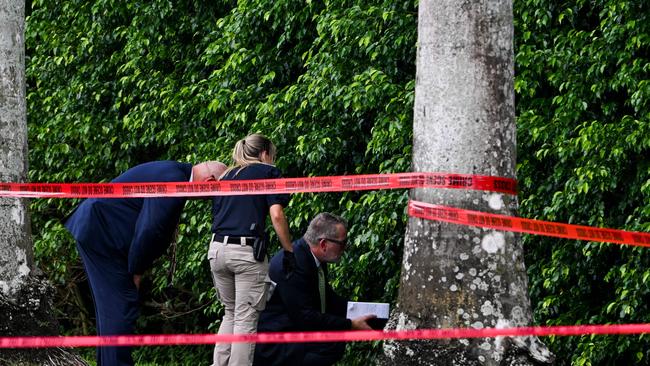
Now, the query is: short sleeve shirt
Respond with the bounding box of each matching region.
[211,163,290,237]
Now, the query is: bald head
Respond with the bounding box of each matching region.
[192,161,227,182]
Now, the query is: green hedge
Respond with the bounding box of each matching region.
[515,0,650,364]
[26,0,415,364]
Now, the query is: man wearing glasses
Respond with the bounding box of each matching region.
[253,212,375,366]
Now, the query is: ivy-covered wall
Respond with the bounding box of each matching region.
[25,0,649,365]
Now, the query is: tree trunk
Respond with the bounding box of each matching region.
[380,1,553,365]
[0,1,87,364]
[0,0,33,295]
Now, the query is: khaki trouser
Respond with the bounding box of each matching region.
[208,237,269,366]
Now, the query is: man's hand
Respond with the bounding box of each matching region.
[133,274,142,291]
[351,314,376,330]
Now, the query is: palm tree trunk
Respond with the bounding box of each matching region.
[380,1,553,364]
[0,1,88,364]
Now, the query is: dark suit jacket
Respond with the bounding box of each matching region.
[65,160,192,275]
[254,239,351,365]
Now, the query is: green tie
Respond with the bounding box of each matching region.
[318,265,326,313]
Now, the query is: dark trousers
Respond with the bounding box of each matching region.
[77,242,139,366]
[302,342,346,366]
[254,341,345,366]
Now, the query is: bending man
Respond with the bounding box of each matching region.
[65,160,226,366]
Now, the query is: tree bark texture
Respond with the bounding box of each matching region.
[381,1,553,365]
[0,1,88,364]
[0,0,33,297]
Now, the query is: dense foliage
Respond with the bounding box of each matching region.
[26,0,415,364]
[515,0,650,364]
[24,0,649,364]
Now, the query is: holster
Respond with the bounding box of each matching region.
[252,233,269,262]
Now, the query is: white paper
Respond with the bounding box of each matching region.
[346,301,389,319]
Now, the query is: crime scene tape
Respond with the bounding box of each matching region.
[408,200,650,248]
[4,172,650,349]
[0,172,517,198]
[2,323,650,348]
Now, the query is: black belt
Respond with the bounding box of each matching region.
[215,235,256,246]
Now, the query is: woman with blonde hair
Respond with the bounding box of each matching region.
[208,133,293,366]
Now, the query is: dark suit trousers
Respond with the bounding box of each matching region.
[302,342,346,366]
[253,341,344,366]
[77,241,139,366]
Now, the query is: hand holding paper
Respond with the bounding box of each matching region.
[351,314,376,330]
[347,301,389,330]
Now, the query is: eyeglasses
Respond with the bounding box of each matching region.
[319,237,347,248]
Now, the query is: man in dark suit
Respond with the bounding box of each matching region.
[65,160,226,366]
[253,212,375,366]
